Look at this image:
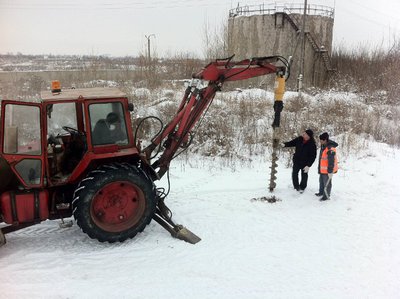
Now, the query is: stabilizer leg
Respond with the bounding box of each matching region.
[153,198,201,244]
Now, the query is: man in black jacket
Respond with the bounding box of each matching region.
[283,129,317,193]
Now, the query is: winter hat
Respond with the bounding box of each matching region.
[319,132,329,141]
[106,112,120,124]
[305,129,314,138]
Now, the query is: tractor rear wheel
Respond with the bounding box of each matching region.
[73,163,156,243]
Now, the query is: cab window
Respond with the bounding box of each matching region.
[89,103,128,146]
[3,104,41,155]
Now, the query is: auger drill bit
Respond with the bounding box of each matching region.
[269,136,279,191]
[269,71,285,192]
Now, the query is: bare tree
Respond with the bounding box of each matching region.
[202,19,229,60]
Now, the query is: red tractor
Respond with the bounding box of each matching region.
[0,55,290,246]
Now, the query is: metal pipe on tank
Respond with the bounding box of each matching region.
[298,0,308,93]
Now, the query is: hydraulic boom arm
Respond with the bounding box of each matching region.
[143,55,290,179]
[141,55,290,244]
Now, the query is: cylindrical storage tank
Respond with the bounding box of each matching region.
[228,3,334,88]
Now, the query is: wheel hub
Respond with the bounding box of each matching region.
[91,181,145,232]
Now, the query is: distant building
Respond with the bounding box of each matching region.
[228,3,335,88]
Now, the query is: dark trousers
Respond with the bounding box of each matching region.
[319,174,332,197]
[292,165,308,190]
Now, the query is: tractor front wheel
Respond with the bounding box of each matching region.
[73,163,156,243]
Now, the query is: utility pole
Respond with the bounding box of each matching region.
[144,34,156,86]
[298,0,307,93]
[145,34,155,65]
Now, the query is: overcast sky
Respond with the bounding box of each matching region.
[1,0,400,57]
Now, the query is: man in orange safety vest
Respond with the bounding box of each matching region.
[316,132,338,201]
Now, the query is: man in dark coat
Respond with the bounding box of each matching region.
[283,129,317,193]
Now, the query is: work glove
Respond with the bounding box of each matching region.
[328,173,333,179]
[303,166,310,173]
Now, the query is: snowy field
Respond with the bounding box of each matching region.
[0,140,399,299]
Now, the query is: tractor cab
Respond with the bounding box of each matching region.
[0,85,137,192]
[1,82,200,246]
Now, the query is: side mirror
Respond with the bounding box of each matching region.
[128,103,134,112]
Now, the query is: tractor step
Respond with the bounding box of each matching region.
[153,212,201,244]
[0,229,6,247]
[59,219,74,229]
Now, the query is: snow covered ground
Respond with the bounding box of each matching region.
[1,140,399,299]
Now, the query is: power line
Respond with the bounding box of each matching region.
[339,6,400,33]
[347,0,400,23]
[0,0,234,10]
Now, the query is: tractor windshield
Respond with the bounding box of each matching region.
[47,102,78,136]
